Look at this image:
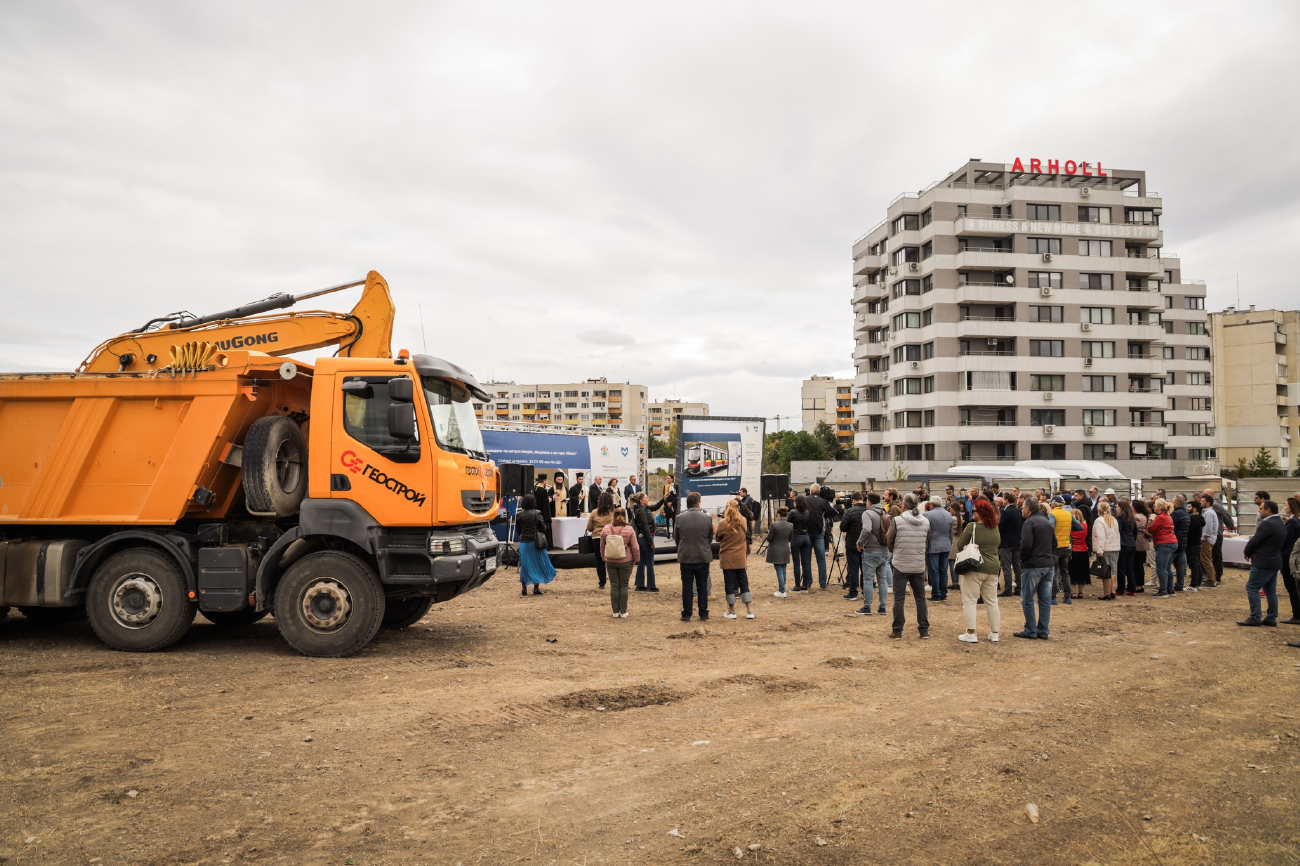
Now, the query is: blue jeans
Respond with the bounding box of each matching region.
[845,547,862,595]
[808,533,828,588]
[862,548,891,610]
[1154,543,1177,594]
[773,563,788,593]
[927,552,950,599]
[790,535,811,587]
[635,535,656,589]
[1246,566,1279,623]
[1021,565,1054,637]
[1173,546,1187,591]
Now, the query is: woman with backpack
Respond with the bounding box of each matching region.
[788,495,812,592]
[587,492,617,590]
[717,500,755,619]
[954,497,1000,643]
[599,508,640,618]
[515,494,556,596]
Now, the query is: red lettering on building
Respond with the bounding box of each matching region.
[1047,159,1059,173]
[1064,160,1078,175]
[1029,158,1042,173]
[1012,158,1109,178]
[1012,157,1025,172]
[1096,162,1107,178]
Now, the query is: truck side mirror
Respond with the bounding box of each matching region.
[388,377,414,403]
[388,403,417,441]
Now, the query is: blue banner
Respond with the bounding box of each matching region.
[481,430,592,468]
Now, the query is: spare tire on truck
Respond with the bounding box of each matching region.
[243,415,307,517]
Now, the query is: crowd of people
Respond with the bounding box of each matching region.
[514,474,1300,647]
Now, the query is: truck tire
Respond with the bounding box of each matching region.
[18,606,86,625]
[275,552,384,657]
[202,608,271,627]
[86,549,197,652]
[243,415,307,516]
[381,596,433,629]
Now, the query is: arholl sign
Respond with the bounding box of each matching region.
[1010,158,1107,177]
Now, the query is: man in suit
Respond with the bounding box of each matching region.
[532,474,553,536]
[675,491,714,621]
[662,475,679,532]
[567,472,587,516]
[624,475,642,507]
[588,475,604,512]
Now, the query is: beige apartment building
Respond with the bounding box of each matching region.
[648,398,710,437]
[472,379,649,431]
[850,158,1214,473]
[1210,306,1300,473]
[801,375,854,448]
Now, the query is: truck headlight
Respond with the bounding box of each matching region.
[429,537,467,555]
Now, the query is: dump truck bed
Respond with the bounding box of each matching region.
[0,352,311,525]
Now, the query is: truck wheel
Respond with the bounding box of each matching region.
[18,606,86,625]
[202,608,271,627]
[275,552,384,657]
[86,549,197,652]
[243,415,307,516]
[381,596,433,629]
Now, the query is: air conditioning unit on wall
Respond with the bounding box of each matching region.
[1042,253,1053,263]
[1043,424,1055,436]
[909,261,920,271]
[1043,392,1054,401]
[1081,187,1091,197]
[1081,322,1092,332]
[1040,287,1052,297]
[910,361,919,368]
[1085,425,1097,435]
[1084,357,1094,366]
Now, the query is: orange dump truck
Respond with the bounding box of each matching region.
[0,276,500,657]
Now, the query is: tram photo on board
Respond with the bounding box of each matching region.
[684,440,730,477]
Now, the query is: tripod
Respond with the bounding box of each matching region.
[500,495,520,572]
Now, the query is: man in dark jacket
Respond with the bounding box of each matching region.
[997,494,1023,596]
[1203,488,1234,583]
[533,474,554,531]
[1171,494,1190,592]
[805,485,835,590]
[567,472,587,516]
[632,492,664,592]
[1017,499,1056,640]
[1240,500,1285,627]
[737,488,758,542]
[662,476,679,533]
[675,492,714,621]
[588,476,604,512]
[840,492,866,601]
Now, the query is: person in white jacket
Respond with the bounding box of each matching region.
[1092,501,1122,600]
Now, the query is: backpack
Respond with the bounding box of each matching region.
[868,508,893,546]
[603,529,627,560]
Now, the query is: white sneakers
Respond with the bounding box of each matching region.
[612,613,621,618]
[773,591,788,598]
[958,632,979,643]
[988,633,999,642]
[620,612,629,618]
[746,612,755,619]
[724,612,738,619]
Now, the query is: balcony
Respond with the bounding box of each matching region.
[853,253,883,275]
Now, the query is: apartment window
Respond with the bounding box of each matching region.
[957,205,967,217]
[1188,448,1216,460]
[892,214,920,234]
[1082,409,1116,426]
[1029,271,1063,289]
[1084,444,1118,460]
[580,414,589,420]
[1081,307,1114,324]
[1026,204,1061,221]
[1079,239,1113,256]
[891,247,920,265]
[1030,340,1064,357]
[918,208,932,228]
[1125,208,1156,224]
[1163,320,1175,334]
[1082,341,1115,358]
[511,403,521,410]
[892,312,921,330]
[925,444,936,460]
[1079,273,1113,290]
[894,411,923,428]
[1031,444,1067,460]
[924,410,935,427]
[893,344,923,363]
[1030,409,1065,426]
[867,299,885,314]
[1027,237,1062,255]
[923,375,935,393]
[1184,296,1205,310]
[1185,347,1210,361]
[1078,206,1111,223]
[923,341,934,360]
[1030,374,1065,391]
[1189,423,1212,436]
[1163,346,1175,360]
[893,377,925,396]
[580,402,589,408]
[1029,305,1064,323]
[923,309,933,326]
[1130,410,1164,427]
[1186,321,1207,335]
[917,275,932,294]
[919,240,933,260]
[1189,397,1212,411]
[1165,296,1175,310]
[964,371,1016,391]
[564,390,578,397]
[892,279,921,298]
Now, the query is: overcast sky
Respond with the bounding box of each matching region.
[2,1,1296,428]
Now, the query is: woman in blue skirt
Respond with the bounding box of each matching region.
[515,494,557,595]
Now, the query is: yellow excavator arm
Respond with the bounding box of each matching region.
[79,270,395,373]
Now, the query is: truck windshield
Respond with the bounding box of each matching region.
[423,378,488,459]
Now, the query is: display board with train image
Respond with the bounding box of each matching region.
[684,441,730,476]
[676,415,765,513]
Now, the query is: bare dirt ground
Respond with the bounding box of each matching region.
[2,554,1299,865]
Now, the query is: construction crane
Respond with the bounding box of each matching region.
[78,270,396,373]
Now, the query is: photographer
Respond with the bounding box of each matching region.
[840,492,866,601]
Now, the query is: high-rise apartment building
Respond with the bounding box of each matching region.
[801,375,854,447]
[850,158,1213,470]
[1210,306,1299,473]
[473,379,648,430]
[648,398,710,437]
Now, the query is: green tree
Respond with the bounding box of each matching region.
[1248,446,1282,477]
[812,420,846,460]
[768,430,827,475]
[647,433,673,459]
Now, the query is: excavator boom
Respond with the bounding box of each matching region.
[79,270,395,373]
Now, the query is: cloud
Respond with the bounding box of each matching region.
[1,0,1295,422]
